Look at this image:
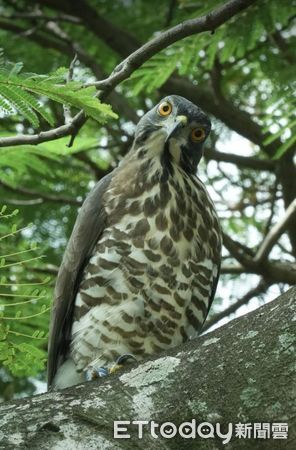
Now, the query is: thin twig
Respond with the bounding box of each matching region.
[63,54,78,124]
[205,148,276,171]
[263,180,279,236]
[164,0,177,27]
[3,198,44,206]
[87,0,258,90]
[2,12,81,24]
[30,265,59,276]
[254,198,296,263]
[222,231,296,284]
[202,278,270,332]
[0,180,82,206]
[220,264,245,275]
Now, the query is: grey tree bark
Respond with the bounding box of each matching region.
[0,286,295,450]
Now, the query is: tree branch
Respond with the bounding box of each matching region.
[0,286,295,449]
[3,11,82,24]
[55,0,296,257]
[73,152,110,180]
[205,148,275,171]
[164,0,178,27]
[38,0,146,57]
[40,0,281,159]
[277,151,296,255]
[220,263,245,275]
[63,53,78,124]
[4,0,296,257]
[202,278,270,332]
[0,0,258,148]
[0,180,82,206]
[222,232,296,285]
[254,198,296,264]
[88,0,258,91]
[0,19,138,125]
[3,198,44,206]
[0,110,85,147]
[31,264,59,276]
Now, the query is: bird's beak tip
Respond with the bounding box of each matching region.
[176,115,188,126]
[165,115,188,142]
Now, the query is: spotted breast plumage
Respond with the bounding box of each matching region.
[48,95,222,389]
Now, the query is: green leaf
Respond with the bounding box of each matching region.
[0,85,39,127]
[0,65,117,127]
[263,120,296,145]
[272,134,296,160]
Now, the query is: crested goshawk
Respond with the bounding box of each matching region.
[48,95,222,389]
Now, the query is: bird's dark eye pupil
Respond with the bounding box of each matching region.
[163,105,169,112]
[195,129,202,137]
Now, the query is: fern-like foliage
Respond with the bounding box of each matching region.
[262,83,296,159]
[0,55,117,128]
[0,134,109,182]
[131,0,293,91]
[0,206,50,378]
[0,144,60,185]
[129,0,295,155]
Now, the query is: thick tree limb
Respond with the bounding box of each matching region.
[0,286,295,449]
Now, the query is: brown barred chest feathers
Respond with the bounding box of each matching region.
[70,149,221,372]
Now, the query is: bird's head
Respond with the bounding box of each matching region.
[134,95,211,173]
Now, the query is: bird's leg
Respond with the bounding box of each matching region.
[84,353,137,381]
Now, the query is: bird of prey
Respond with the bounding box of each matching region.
[47,95,222,389]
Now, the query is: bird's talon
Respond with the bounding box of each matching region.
[109,353,137,374]
[84,354,137,380]
[85,366,109,381]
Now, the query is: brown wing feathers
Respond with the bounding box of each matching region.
[47,173,112,387]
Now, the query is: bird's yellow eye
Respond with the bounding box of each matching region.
[191,127,206,142]
[158,101,172,116]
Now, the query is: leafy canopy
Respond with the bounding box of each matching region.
[0,0,295,399]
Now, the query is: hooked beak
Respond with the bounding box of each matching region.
[165,115,188,142]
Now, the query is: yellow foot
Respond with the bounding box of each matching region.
[108,364,124,375]
[109,354,137,375]
[85,354,137,381]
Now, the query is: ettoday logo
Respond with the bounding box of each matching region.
[113,420,288,444]
[114,420,234,444]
